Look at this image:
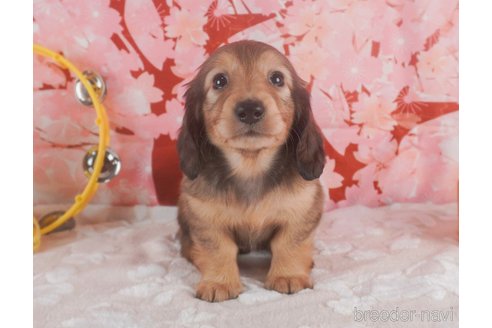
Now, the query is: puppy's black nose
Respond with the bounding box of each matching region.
[234,100,265,124]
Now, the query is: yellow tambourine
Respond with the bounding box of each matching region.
[33,44,120,252]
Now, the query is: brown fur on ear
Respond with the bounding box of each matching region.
[177,78,206,180]
[291,81,326,180]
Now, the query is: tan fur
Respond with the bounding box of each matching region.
[224,148,278,179]
[176,41,325,302]
[183,177,320,234]
[202,47,294,153]
[179,173,323,301]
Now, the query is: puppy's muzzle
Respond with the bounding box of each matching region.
[234,99,265,125]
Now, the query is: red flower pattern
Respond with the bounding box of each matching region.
[34,0,458,209]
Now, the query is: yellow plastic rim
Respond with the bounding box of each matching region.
[33,44,110,252]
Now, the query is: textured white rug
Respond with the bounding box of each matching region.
[34,203,458,328]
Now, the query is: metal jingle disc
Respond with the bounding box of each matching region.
[75,70,107,106]
[39,211,76,234]
[83,146,121,183]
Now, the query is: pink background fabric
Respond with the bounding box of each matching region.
[33,0,458,210]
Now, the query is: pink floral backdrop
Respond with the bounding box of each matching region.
[33,0,458,210]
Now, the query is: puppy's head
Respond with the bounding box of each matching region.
[177,40,325,181]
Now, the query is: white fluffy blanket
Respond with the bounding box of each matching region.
[34,203,458,328]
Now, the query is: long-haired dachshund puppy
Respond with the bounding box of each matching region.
[176,40,326,302]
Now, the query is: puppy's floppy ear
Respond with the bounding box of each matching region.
[177,78,205,180]
[291,81,326,180]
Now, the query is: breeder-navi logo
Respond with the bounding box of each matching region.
[353,307,455,323]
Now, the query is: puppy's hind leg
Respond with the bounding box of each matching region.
[177,210,195,262]
[177,228,193,262]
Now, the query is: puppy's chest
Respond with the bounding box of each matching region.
[220,194,287,251]
[186,176,319,227]
[218,182,317,228]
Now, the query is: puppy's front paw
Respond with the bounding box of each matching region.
[196,280,243,302]
[265,275,313,294]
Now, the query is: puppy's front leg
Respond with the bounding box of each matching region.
[265,225,316,294]
[191,232,243,302]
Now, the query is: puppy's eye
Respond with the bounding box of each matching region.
[212,73,228,90]
[269,71,284,87]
